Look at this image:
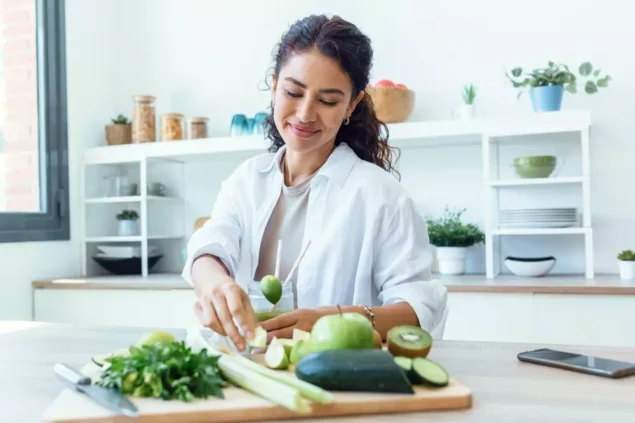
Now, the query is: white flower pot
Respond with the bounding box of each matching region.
[618,260,635,280]
[436,247,468,275]
[454,104,475,120]
[117,219,139,236]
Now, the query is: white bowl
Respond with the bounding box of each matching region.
[504,256,556,277]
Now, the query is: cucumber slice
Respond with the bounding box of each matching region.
[412,357,449,386]
[394,356,412,371]
[265,342,289,370]
[394,356,424,384]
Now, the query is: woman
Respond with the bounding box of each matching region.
[182,14,447,352]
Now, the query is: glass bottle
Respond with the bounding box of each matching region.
[186,116,209,139]
[160,113,184,141]
[131,95,156,143]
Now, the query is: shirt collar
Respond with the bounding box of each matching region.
[257,142,358,187]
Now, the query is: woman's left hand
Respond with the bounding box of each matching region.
[259,309,327,343]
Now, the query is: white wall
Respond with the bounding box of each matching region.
[0,0,121,320]
[98,0,634,275]
[6,0,635,319]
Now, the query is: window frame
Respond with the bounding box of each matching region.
[0,0,69,243]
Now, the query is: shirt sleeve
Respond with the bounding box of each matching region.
[181,172,244,285]
[372,196,448,339]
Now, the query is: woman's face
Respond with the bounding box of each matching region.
[272,49,363,154]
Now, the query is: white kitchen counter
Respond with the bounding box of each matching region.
[31,273,635,348]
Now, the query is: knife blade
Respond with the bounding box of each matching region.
[54,363,139,417]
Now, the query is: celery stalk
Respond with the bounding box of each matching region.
[219,357,312,413]
[185,328,333,406]
[225,353,334,405]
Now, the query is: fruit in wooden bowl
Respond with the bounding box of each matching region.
[366,79,415,124]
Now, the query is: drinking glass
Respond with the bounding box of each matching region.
[247,280,294,322]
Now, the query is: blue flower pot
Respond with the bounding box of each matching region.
[529,85,564,112]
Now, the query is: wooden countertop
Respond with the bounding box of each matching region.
[32,273,635,295]
[2,321,634,422]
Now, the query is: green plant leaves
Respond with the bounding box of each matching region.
[597,75,611,88]
[426,207,485,248]
[506,61,611,97]
[96,341,225,402]
[579,62,593,76]
[618,249,635,261]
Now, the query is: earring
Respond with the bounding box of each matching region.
[344,117,350,125]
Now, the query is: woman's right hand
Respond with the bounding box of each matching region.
[193,274,257,352]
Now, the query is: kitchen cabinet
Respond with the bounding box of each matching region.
[32,276,635,348]
[33,288,200,329]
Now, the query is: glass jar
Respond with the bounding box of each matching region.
[247,280,295,322]
[160,113,184,141]
[131,95,156,143]
[186,116,209,139]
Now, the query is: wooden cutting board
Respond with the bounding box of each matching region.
[43,355,472,423]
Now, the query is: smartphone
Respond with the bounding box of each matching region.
[517,348,635,378]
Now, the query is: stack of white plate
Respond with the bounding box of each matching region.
[499,208,577,228]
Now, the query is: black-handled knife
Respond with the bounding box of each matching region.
[54,363,139,418]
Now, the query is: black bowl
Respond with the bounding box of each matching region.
[92,255,163,275]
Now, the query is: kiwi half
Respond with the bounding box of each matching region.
[387,325,432,358]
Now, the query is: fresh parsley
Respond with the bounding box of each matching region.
[96,341,226,402]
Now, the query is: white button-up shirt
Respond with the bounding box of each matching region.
[182,142,448,339]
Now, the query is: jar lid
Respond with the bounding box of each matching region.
[132,95,156,102]
[161,113,184,119]
[188,116,209,122]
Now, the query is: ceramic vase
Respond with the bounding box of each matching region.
[436,247,468,275]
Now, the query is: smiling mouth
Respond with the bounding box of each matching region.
[288,123,320,139]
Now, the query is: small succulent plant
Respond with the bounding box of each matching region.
[111,114,130,125]
[618,249,635,261]
[116,209,139,221]
[462,84,476,105]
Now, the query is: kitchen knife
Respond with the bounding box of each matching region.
[54,363,139,417]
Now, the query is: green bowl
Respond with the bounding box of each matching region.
[513,156,557,179]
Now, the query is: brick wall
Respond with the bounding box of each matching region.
[0,0,39,212]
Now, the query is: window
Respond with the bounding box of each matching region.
[0,0,68,242]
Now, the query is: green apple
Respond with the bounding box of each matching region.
[136,330,177,347]
[309,312,374,352]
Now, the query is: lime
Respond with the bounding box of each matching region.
[136,330,177,347]
[260,275,282,305]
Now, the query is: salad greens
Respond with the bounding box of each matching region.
[96,341,225,402]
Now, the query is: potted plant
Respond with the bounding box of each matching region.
[505,61,611,112]
[617,249,635,281]
[116,209,139,236]
[455,83,476,119]
[427,207,485,275]
[106,114,132,145]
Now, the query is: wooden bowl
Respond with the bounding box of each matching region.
[366,86,415,124]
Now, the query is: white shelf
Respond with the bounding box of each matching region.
[84,195,182,204]
[85,236,143,242]
[83,110,592,165]
[85,234,184,243]
[488,176,586,187]
[491,227,591,236]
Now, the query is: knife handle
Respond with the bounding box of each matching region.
[54,363,91,386]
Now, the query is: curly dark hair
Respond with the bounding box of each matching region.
[263,14,400,179]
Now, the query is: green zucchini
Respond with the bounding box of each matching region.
[412,357,449,387]
[295,349,414,394]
